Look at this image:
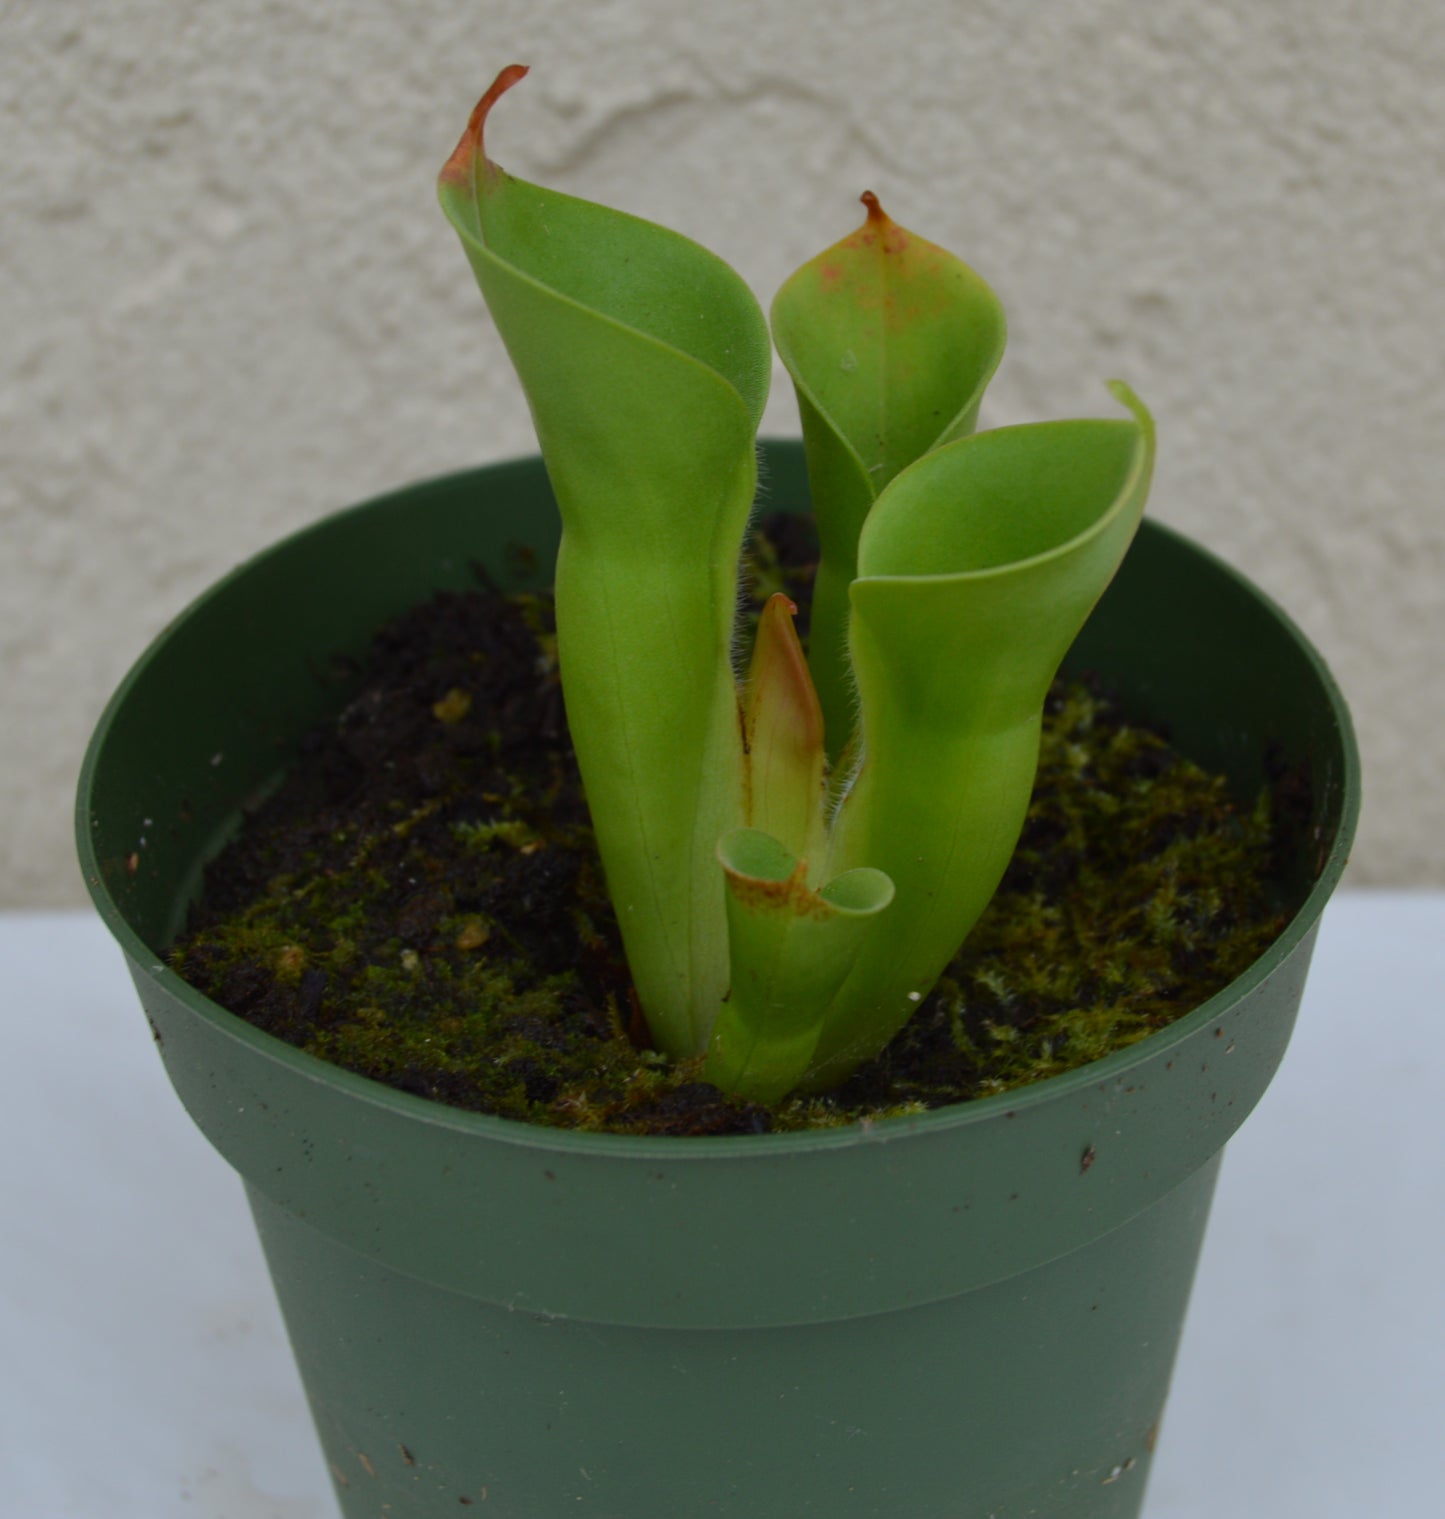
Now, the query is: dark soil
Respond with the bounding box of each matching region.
[169,515,1290,1135]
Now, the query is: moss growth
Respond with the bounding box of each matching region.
[829,679,1285,1113]
[169,552,1289,1137]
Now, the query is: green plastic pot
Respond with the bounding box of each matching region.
[78,440,1358,1518]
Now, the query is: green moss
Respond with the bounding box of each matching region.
[452,818,537,852]
[170,582,1289,1137]
[823,681,1287,1114]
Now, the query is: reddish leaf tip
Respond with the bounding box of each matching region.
[854,189,908,253]
[440,63,530,189]
[745,594,824,758]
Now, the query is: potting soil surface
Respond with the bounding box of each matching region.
[170,517,1291,1135]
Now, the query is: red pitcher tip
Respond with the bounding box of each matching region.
[440,63,530,187]
[855,189,908,252]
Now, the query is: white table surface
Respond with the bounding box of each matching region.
[4,894,1442,1517]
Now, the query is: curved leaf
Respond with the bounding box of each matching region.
[704,828,893,1102]
[439,68,772,1055]
[741,593,828,864]
[772,193,1006,753]
[803,383,1156,1089]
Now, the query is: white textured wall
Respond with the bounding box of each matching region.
[4,0,1442,905]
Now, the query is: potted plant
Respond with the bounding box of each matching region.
[77,66,1358,1519]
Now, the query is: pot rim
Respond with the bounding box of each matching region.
[76,450,1361,1163]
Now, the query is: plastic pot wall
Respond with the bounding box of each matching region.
[78,441,1359,1518]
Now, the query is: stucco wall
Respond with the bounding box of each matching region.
[4,0,1442,905]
